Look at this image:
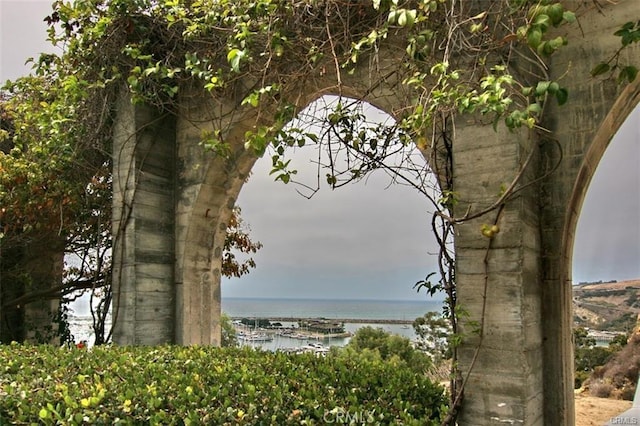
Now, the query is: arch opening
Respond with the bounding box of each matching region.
[569,100,640,397]
[219,95,448,348]
[572,104,640,286]
[210,96,450,356]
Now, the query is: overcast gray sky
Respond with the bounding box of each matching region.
[2,0,638,301]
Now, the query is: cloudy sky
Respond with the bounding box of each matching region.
[1,0,638,302]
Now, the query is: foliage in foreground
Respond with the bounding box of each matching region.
[0,344,447,425]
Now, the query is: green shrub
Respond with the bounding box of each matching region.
[575,370,590,389]
[0,343,447,424]
[347,326,432,374]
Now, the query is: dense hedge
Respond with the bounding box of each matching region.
[0,344,447,425]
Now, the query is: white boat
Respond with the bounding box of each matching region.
[237,331,273,342]
[297,342,330,356]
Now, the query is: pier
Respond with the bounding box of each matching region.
[230,317,414,325]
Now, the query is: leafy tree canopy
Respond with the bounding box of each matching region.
[347,325,431,374]
[222,207,263,279]
[2,0,586,175]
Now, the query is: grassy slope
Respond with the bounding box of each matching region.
[573,278,640,331]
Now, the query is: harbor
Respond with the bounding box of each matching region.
[232,316,417,353]
[231,316,414,325]
[233,317,355,342]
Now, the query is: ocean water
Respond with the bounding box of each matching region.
[68,298,444,348]
[223,297,444,351]
[221,297,442,321]
[68,315,112,347]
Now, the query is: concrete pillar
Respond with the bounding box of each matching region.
[172,95,221,346]
[112,95,176,345]
[0,234,65,344]
[453,122,544,425]
[539,3,640,423]
[23,237,64,344]
[173,93,258,346]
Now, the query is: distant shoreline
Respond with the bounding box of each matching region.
[231,316,413,325]
[223,297,440,304]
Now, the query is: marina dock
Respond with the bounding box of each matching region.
[231,317,414,325]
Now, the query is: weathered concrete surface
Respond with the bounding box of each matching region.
[112,96,177,345]
[18,235,64,344]
[110,0,640,423]
[452,120,545,425]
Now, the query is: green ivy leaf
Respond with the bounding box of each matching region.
[547,3,564,26]
[397,9,416,28]
[547,81,560,94]
[619,65,638,83]
[590,62,611,77]
[533,14,551,31]
[534,81,550,96]
[555,88,569,106]
[562,10,576,24]
[527,28,542,48]
[527,103,542,114]
[241,92,259,107]
[226,48,246,73]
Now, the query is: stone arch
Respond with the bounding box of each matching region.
[564,77,640,285]
[172,78,427,345]
[536,3,640,423]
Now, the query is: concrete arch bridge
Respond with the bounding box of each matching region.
[110,1,640,424]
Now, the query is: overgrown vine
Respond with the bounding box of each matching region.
[1,0,638,422]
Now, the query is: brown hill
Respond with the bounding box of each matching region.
[582,320,640,402]
[573,279,640,331]
[576,279,640,292]
[575,394,632,426]
[571,280,640,422]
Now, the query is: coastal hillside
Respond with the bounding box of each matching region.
[572,279,640,420]
[573,278,640,331]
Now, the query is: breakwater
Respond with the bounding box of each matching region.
[231,317,413,325]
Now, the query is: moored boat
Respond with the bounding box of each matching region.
[237,331,273,342]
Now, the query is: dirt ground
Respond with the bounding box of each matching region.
[575,394,633,426]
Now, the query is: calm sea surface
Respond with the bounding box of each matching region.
[221,297,442,321]
[222,297,443,351]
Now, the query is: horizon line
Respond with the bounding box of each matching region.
[221,296,444,302]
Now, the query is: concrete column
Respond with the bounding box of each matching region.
[112,95,176,345]
[453,122,544,425]
[173,95,219,346]
[173,94,258,346]
[23,236,64,344]
[539,3,640,423]
[2,234,65,344]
